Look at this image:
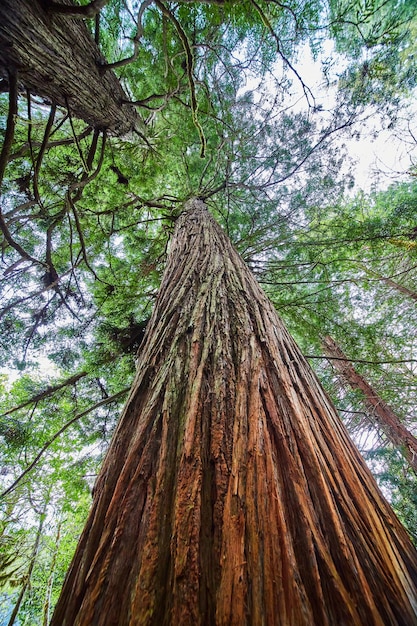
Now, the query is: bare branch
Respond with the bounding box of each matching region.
[100,0,153,71]
[0,72,46,267]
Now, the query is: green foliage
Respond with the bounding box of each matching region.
[1,0,417,620]
[329,0,417,108]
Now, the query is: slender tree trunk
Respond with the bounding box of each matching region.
[322,335,417,474]
[0,0,137,134]
[51,200,417,625]
[360,265,417,302]
[380,275,417,302]
[42,519,62,626]
[7,503,47,626]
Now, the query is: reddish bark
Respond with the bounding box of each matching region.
[380,275,417,302]
[52,200,417,625]
[361,265,417,303]
[322,335,417,474]
[0,0,137,134]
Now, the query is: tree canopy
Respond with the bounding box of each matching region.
[0,0,417,622]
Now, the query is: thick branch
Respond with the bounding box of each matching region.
[8,126,93,162]
[0,0,137,134]
[0,73,45,266]
[0,70,17,188]
[45,0,110,18]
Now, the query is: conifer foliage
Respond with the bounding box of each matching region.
[1,0,417,622]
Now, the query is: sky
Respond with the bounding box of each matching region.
[259,40,417,193]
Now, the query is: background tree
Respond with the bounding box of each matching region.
[322,334,417,473]
[0,0,138,134]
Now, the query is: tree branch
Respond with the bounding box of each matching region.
[305,355,417,365]
[0,388,129,499]
[68,129,106,195]
[0,70,18,190]
[33,104,57,205]
[154,0,206,157]
[0,72,46,267]
[0,372,88,418]
[100,0,153,71]
[45,0,110,18]
[8,127,92,162]
[249,0,315,108]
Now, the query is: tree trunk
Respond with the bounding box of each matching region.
[42,519,62,626]
[322,334,417,474]
[0,0,137,134]
[360,265,417,303]
[379,275,417,302]
[51,200,417,625]
[7,502,47,626]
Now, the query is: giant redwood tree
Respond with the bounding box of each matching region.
[51,199,417,625]
[2,1,417,622]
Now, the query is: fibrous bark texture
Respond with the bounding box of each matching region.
[322,335,417,474]
[0,0,137,134]
[52,200,417,625]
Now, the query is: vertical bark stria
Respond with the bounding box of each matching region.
[322,335,417,474]
[0,0,137,134]
[51,200,417,625]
